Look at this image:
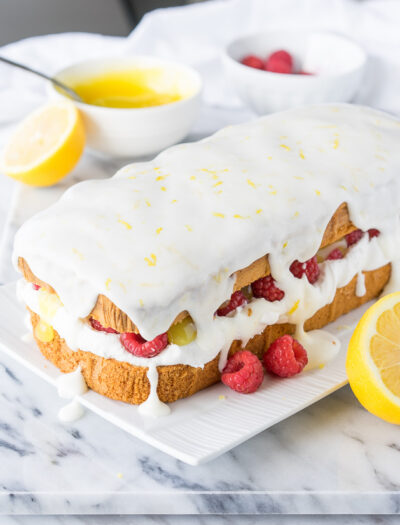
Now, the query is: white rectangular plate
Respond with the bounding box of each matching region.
[0,282,365,465]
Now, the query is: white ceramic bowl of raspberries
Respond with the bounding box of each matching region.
[222,30,367,114]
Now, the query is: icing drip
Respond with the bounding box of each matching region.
[138,365,170,417]
[356,271,366,297]
[58,400,85,423]
[56,365,88,399]
[21,311,34,342]
[56,366,87,422]
[21,332,34,343]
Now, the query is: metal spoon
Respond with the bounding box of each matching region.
[0,55,83,103]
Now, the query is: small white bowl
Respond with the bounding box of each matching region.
[48,57,202,158]
[223,31,367,115]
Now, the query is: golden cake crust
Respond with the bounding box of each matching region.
[28,264,391,405]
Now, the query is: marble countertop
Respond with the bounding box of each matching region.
[1,113,400,521]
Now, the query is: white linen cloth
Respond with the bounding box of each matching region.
[1,0,400,282]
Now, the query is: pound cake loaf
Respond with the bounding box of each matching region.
[13,104,400,416]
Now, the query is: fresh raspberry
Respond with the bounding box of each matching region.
[90,317,119,334]
[120,332,168,358]
[289,256,320,284]
[368,228,380,239]
[345,229,363,246]
[241,54,264,70]
[217,290,247,316]
[265,50,293,74]
[32,283,41,290]
[326,247,344,260]
[263,335,308,378]
[251,275,285,301]
[221,350,264,394]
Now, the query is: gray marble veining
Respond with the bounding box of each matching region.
[1,344,400,515]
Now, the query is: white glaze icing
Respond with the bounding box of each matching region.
[56,366,88,399]
[356,271,366,297]
[21,332,34,343]
[138,365,171,417]
[13,104,400,414]
[58,399,84,423]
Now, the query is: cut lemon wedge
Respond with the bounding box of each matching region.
[1,101,85,186]
[347,292,400,423]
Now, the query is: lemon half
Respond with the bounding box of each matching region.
[347,292,400,424]
[1,101,85,186]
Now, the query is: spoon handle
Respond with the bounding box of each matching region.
[0,55,83,102]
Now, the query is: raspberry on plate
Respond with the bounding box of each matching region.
[217,290,247,316]
[289,256,320,284]
[251,275,285,301]
[263,335,308,378]
[265,50,293,74]
[345,229,364,246]
[326,247,344,260]
[368,228,380,239]
[241,54,264,70]
[32,283,41,290]
[90,317,119,334]
[221,350,264,394]
[120,332,168,358]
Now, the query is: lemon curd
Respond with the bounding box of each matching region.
[66,68,190,109]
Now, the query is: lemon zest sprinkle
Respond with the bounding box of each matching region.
[213,212,225,218]
[283,241,288,249]
[288,299,300,315]
[105,278,112,290]
[280,144,290,151]
[185,224,193,232]
[256,209,263,214]
[72,248,84,260]
[118,218,132,230]
[247,179,256,188]
[144,254,157,266]
[333,138,339,149]
[213,181,223,187]
[161,186,167,192]
[156,227,163,235]
[315,189,321,196]
[145,200,151,207]
[299,149,305,159]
